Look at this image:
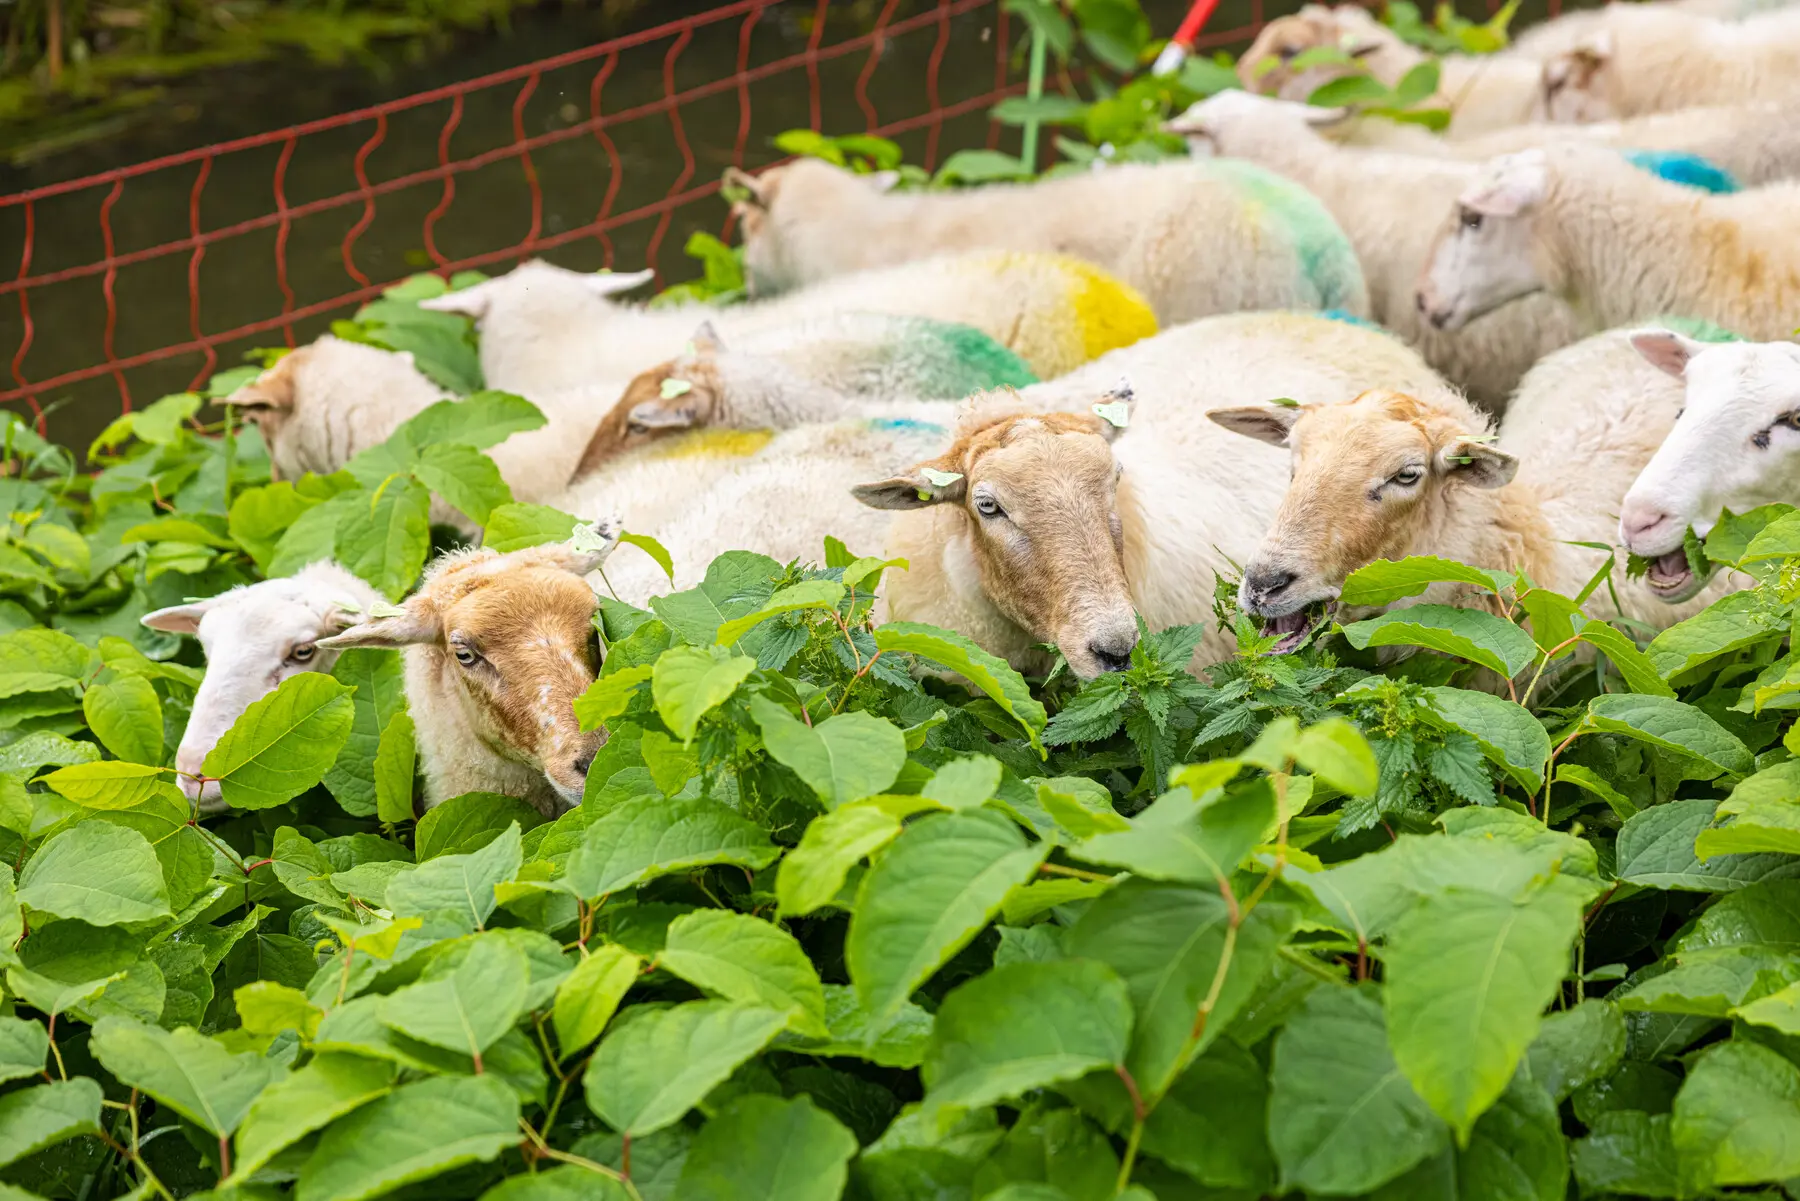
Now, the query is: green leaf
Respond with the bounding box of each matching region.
[416,792,544,860]
[0,1018,46,1085]
[617,531,675,582]
[1269,985,1448,1195]
[1555,763,1637,819]
[1574,620,1674,698]
[1670,1039,1800,1191]
[584,1000,788,1137]
[373,710,416,825]
[848,810,1049,1030]
[1646,592,1780,681]
[652,646,756,742]
[1139,1040,1275,1190]
[236,981,324,1040]
[413,443,511,525]
[7,920,138,1016]
[42,761,176,810]
[386,822,522,929]
[776,804,903,918]
[675,1094,858,1201]
[381,933,530,1058]
[716,580,846,646]
[230,481,320,571]
[1571,1111,1679,1199]
[873,623,1047,753]
[1294,716,1379,796]
[649,551,780,645]
[552,945,641,1057]
[481,1166,631,1200]
[296,1074,521,1201]
[1307,72,1399,107]
[1070,782,1273,887]
[202,672,356,809]
[924,757,1004,812]
[482,503,578,553]
[1617,798,1795,891]
[18,822,171,925]
[324,647,406,817]
[0,629,94,698]
[1339,557,1507,607]
[1393,59,1442,106]
[1384,881,1588,1140]
[573,665,653,731]
[565,797,778,901]
[1526,999,1625,1102]
[1066,878,1296,1100]
[393,390,545,452]
[334,475,432,600]
[233,1054,396,1180]
[1342,606,1539,678]
[90,1017,279,1137]
[1696,761,1800,858]
[923,959,1131,1115]
[1586,693,1754,779]
[749,697,906,810]
[659,910,828,1038]
[0,1078,102,1168]
[83,672,164,765]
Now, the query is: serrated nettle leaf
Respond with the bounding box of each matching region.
[849,810,1048,1030]
[873,623,1047,753]
[584,1000,788,1137]
[90,1017,279,1137]
[1342,605,1539,678]
[0,1077,102,1168]
[653,646,756,742]
[18,821,171,926]
[776,803,903,918]
[716,580,845,646]
[659,910,828,1038]
[1339,556,1508,607]
[553,945,641,1057]
[202,672,356,809]
[1586,693,1754,779]
[750,696,906,810]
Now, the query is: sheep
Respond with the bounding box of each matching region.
[1416,144,1800,340]
[416,254,1159,394]
[569,318,1026,477]
[228,335,614,512]
[1616,330,1800,599]
[721,156,1371,326]
[317,535,621,817]
[1234,4,1545,137]
[1322,101,1800,189]
[1208,329,1735,660]
[855,311,1460,678]
[140,561,383,807]
[1165,91,1583,409]
[1539,6,1800,122]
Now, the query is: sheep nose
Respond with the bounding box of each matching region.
[1416,292,1428,314]
[1246,569,1297,607]
[1620,504,1676,550]
[1089,642,1133,673]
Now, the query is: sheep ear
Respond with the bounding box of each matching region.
[867,170,901,193]
[140,601,211,635]
[1302,104,1353,126]
[1208,403,1305,447]
[316,601,440,650]
[228,353,300,411]
[852,459,967,511]
[1438,438,1518,489]
[689,320,726,354]
[1630,329,1705,379]
[418,278,502,319]
[582,269,655,298]
[1462,159,1548,217]
[723,166,771,212]
[628,402,696,431]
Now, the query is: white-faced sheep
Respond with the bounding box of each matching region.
[318,535,621,816]
[1165,91,1582,408]
[1539,6,1800,121]
[1416,145,1800,340]
[1210,329,1734,659]
[141,561,383,807]
[417,254,1158,394]
[722,156,1371,325]
[858,311,1459,677]
[1617,330,1800,598]
[568,318,1029,476]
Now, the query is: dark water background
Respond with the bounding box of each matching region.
[0,0,1541,448]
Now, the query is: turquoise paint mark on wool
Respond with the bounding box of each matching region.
[1653,314,1746,343]
[1204,158,1367,315]
[866,418,949,435]
[870,316,1039,398]
[1319,308,1385,331]
[1622,150,1741,195]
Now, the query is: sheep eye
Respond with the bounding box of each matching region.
[1391,466,1424,487]
[975,496,1004,519]
[1781,411,1800,430]
[1461,208,1483,232]
[290,644,315,662]
[454,646,479,666]
[627,422,649,436]
[1277,45,1298,60]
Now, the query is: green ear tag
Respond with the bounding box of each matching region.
[570,521,618,553]
[921,468,964,488]
[1092,400,1130,429]
[368,601,407,618]
[661,378,693,400]
[1268,397,1300,408]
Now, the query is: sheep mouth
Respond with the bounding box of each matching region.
[1261,607,1324,655]
[1646,550,1706,601]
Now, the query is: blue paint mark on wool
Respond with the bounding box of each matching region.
[1203,158,1367,314]
[866,418,948,435]
[1622,150,1741,195]
[1320,309,1384,331]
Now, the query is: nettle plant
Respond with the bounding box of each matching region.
[0,371,1798,1201]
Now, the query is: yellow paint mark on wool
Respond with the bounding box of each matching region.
[648,428,774,460]
[1062,260,1158,362]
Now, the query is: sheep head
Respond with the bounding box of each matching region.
[1164,91,1348,157]
[1209,390,1516,651]
[853,384,1139,680]
[143,561,377,808]
[1416,150,1553,331]
[318,531,622,811]
[1236,5,1403,101]
[1619,331,1800,601]
[416,260,655,323]
[571,322,730,480]
[1539,33,1617,124]
[728,160,893,295]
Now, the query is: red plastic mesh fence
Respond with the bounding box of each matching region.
[0,0,1535,444]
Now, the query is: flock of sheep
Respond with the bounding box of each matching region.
[146,0,1800,816]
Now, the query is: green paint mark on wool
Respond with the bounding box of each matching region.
[1205,158,1366,315]
[880,317,1040,398]
[1655,315,1746,343]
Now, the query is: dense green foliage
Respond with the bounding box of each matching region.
[1,316,1800,1201]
